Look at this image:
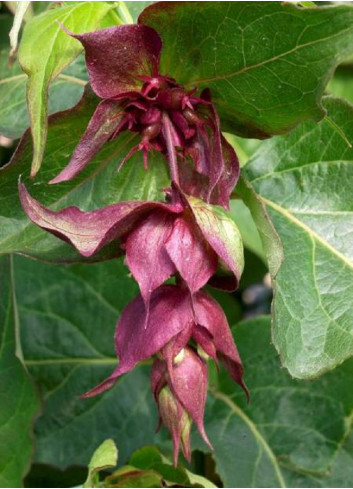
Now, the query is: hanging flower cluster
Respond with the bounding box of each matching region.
[20,23,247,465]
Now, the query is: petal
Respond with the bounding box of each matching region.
[192,325,218,365]
[194,291,248,398]
[169,347,212,450]
[19,183,182,257]
[210,134,240,209]
[82,285,192,398]
[161,322,194,374]
[125,210,176,305]
[151,357,167,400]
[50,99,124,184]
[180,98,239,209]
[164,216,217,293]
[115,285,191,366]
[86,285,193,398]
[204,103,223,199]
[187,195,244,290]
[178,158,209,202]
[69,24,162,99]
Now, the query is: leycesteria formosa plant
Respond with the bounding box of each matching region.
[19,22,247,464]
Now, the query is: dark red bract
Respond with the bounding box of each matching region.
[80,284,247,400]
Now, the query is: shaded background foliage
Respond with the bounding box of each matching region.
[1,1,353,487]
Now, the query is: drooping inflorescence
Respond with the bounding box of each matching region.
[19,22,247,465]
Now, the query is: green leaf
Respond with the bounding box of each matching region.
[283,430,353,487]
[128,446,190,487]
[13,255,168,468]
[0,256,39,487]
[0,47,87,139]
[106,468,163,488]
[244,96,353,379]
[129,446,163,470]
[105,445,215,488]
[18,1,121,176]
[140,2,353,138]
[195,316,353,488]
[84,439,118,488]
[0,89,169,262]
[185,469,218,489]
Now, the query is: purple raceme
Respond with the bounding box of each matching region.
[80,283,247,464]
[19,21,247,465]
[48,24,239,209]
[19,184,244,299]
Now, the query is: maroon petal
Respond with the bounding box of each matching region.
[82,285,192,397]
[151,357,168,401]
[178,159,209,203]
[164,216,217,294]
[125,210,176,305]
[194,290,248,398]
[210,134,240,209]
[68,24,162,99]
[161,321,194,375]
[205,104,223,200]
[50,99,124,184]
[192,325,218,366]
[169,347,212,450]
[19,183,182,257]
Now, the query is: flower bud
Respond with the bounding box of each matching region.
[158,386,192,465]
[151,347,212,466]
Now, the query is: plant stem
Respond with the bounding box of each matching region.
[162,112,180,186]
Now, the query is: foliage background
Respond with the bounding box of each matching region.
[1,1,353,487]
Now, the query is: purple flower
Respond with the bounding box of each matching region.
[19,184,244,304]
[81,284,247,400]
[48,24,239,208]
[79,283,247,463]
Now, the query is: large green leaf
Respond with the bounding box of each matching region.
[0,89,169,262]
[196,316,353,488]
[283,432,353,487]
[18,1,121,176]
[0,256,39,487]
[243,97,353,379]
[140,2,353,138]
